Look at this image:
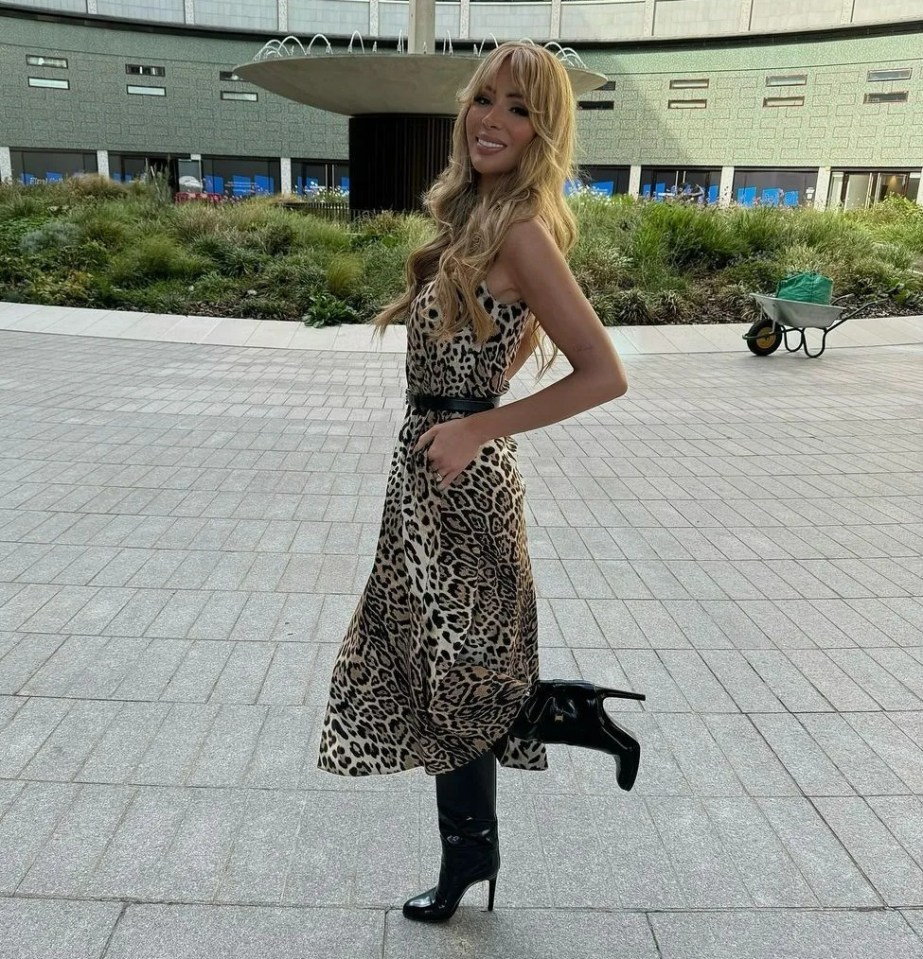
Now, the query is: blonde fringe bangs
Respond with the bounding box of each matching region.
[371,41,578,379]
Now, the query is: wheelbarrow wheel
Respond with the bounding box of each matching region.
[746,318,782,356]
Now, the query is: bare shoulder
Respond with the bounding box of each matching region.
[503,217,558,261]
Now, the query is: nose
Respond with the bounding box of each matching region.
[483,102,503,128]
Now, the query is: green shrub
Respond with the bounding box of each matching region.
[19,220,81,253]
[302,292,361,327]
[108,235,209,286]
[326,253,363,297]
[190,231,266,276]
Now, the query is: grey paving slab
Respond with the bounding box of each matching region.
[651,909,923,959]
[0,897,121,959]
[813,796,923,905]
[17,784,135,896]
[0,329,921,956]
[384,909,658,959]
[651,796,754,906]
[105,904,383,959]
[758,796,881,907]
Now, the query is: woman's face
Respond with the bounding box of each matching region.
[466,58,537,192]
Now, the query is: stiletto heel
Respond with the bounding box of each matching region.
[600,687,646,702]
[487,877,497,911]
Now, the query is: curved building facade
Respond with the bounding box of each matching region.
[2,0,922,208]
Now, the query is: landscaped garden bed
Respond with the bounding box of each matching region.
[1,174,921,327]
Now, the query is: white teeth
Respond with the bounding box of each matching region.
[477,137,504,149]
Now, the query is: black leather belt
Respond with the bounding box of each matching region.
[406,390,500,413]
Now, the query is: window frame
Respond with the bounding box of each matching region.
[26,55,68,69]
[126,84,167,97]
[867,68,912,82]
[28,77,70,90]
[763,96,806,108]
[766,74,807,87]
[125,64,166,77]
[668,99,707,110]
[863,91,909,104]
[669,78,710,90]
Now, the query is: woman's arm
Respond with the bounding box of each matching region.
[471,218,628,444]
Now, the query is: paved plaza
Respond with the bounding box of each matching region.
[0,311,922,958]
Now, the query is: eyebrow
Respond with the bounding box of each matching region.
[483,83,525,100]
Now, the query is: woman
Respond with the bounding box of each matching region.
[318,41,645,921]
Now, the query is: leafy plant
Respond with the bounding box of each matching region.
[302,292,361,327]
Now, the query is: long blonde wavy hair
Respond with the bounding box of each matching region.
[372,41,578,378]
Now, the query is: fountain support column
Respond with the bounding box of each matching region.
[349,114,455,214]
[349,0,449,214]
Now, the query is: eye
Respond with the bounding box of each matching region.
[512,106,529,117]
[473,94,490,105]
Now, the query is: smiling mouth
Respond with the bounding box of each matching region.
[476,136,506,150]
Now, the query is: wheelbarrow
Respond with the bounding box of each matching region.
[743,290,894,358]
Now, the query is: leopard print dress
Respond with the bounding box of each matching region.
[317,279,548,776]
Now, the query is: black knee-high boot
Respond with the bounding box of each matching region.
[402,751,499,922]
[510,680,646,791]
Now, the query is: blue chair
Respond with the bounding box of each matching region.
[737,186,757,207]
[45,172,64,182]
[254,175,271,194]
[111,172,122,182]
[783,190,799,207]
[654,181,666,201]
[642,184,652,198]
[761,188,782,207]
[340,176,350,191]
[21,174,37,185]
[707,184,719,204]
[563,179,581,196]
[232,175,251,196]
[589,180,614,196]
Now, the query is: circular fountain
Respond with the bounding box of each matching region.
[233,7,605,214]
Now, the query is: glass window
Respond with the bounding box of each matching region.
[639,167,721,204]
[28,77,69,90]
[599,80,616,91]
[766,74,806,86]
[108,153,175,187]
[221,91,258,102]
[733,168,817,207]
[668,99,707,109]
[202,156,282,196]
[578,101,614,111]
[219,71,243,81]
[572,165,631,197]
[126,65,165,76]
[864,92,908,104]
[291,159,350,194]
[670,78,709,89]
[867,68,912,82]
[828,170,918,209]
[127,85,166,96]
[26,55,68,69]
[11,149,98,183]
[764,96,805,108]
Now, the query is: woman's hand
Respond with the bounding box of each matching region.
[412,417,485,491]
